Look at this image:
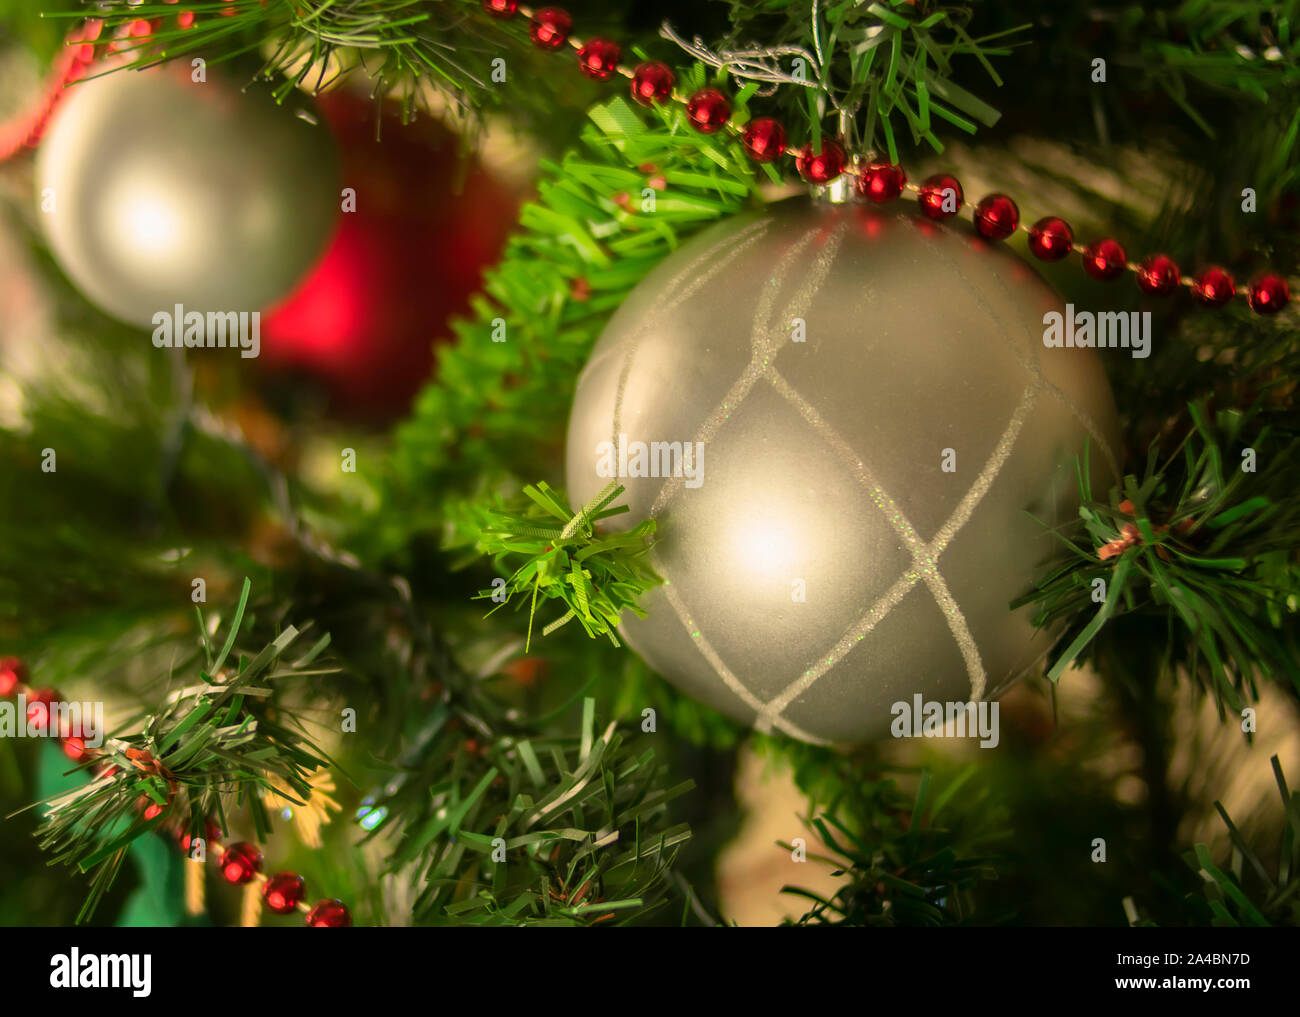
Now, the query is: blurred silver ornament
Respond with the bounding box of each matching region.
[566,198,1120,744]
[36,64,338,326]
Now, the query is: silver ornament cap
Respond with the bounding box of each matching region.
[566,198,1120,744]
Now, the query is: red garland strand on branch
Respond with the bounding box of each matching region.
[4,4,1290,316]
[0,657,352,927]
[479,0,1291,317]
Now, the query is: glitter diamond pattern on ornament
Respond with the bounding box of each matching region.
[566,199,1119,744]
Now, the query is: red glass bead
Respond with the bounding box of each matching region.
[25,688,58,732]
[741,117,787,162]
[1248,274,1289,314]
[686,88,731,134]
[0,656,24,696]
[529,8,571,50]
[974,194,1019,240]
[796,140,846,184]
[578,38,621,81]
[918,174,963,219]
[1136,254,1180,295]
[306,899,352,927]
[1193,266,1235,307]
[1082,238,1127,280]
[630,61,673,106]
[62,736,87,762]
[481,0,518,17]
[263,872,307,914]
[857,162,906,203]
[219,841,263,884]
[1028,217,1074,260]
[178,819,224,854]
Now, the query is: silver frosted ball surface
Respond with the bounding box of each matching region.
[566,198,1120,744]
[36,65,339,326]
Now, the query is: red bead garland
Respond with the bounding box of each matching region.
[577,39,621,81]
[974,193,1019,240]
[686,88,731,134]
[529,7,572,50]
[0,656,24,696]
[1248,274,1289,314]
[795,140,846,183]
[918,174,963,219]
[857,162,906,203]
[1083,239,1127,281]
[1028,217,1073,260]
[630,61,674,106]
[178,819,224,854]
[1136,255,1180,296]
[0,655,353,926]
[263,872,307,914]
[306,899,353,928]
[25,687,58,732]
[1193,267,1235,307]
[741,117,787,163]
[219,841,264,884]
[4,7,1287,318]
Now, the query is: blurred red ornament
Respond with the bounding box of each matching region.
[918,174,963,219]
[306,899,352,927]
[578,39,621,81]
[264,872,307,914]
[529,8,572,50]
[259,91,515,419]
[741,118,787,163]
[1136,254,1180,295]
[1193,266,1235,306]
[1082,238,1127,280]
[795,140,846,184]
[686,89,731,134]
[857,162,906,203]
[973,194,1019,240]
[0,656,25,696]
[25,687,58,732]
[630,62,674,106]
[1248,274,1289,314]
[178,819,223,853]
[1028,217,1073,260]
[220,842,263,884]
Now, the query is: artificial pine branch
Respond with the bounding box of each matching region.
[781,765,1007,926]
[371,696,695,925]
[383,80,763,555]
[1016,401,1300,713]
[44,0,607,140]
[471,480,661,650]
[1126,756,1300,927]
[707,0,1025,157]
[31,579,338,922]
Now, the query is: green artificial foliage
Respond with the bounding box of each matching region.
[1,0,1297,928]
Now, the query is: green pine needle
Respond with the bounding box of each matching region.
[31,579,337,922]
[472,481,661,650]
[1016,401,1300,713]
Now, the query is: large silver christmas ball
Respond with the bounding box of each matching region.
[566,198,1120,744]
[36,64,338,326]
